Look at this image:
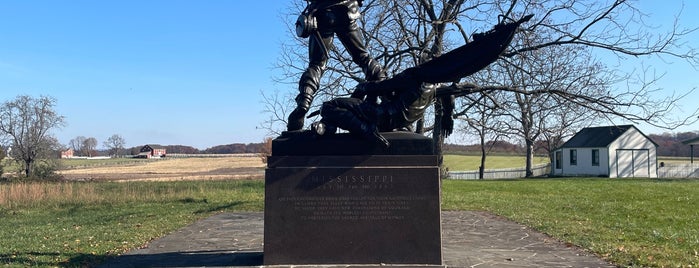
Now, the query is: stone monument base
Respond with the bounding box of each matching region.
[264,132,442,266]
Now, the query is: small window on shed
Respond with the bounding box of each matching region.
[570,149,577,166]
[592,149,600,166]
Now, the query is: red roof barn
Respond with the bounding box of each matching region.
[139,145,166,158]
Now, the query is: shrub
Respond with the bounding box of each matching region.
[28,159,63,181]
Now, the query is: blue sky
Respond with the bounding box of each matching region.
[0,1,697,149]
[0,1,289,149]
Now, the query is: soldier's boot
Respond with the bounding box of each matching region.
[310,120,337,137]
[287,83,317,131]
[287,95,311,131]
[363,58,386,82]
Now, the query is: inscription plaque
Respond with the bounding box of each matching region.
[264,154,442,265]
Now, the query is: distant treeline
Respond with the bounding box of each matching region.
[124,142,268,155]
[112,131,697,157]
[648,131,699,157]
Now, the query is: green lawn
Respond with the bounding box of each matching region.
[443,179,699,267]
[1,178,698,267]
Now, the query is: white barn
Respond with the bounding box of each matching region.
[552,125,658,178]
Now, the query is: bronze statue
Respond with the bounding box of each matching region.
[288,0,385,131]
[312,15,534,147]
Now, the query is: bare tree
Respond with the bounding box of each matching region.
[258,137,274,164]
[69,136,86,156]
[259,89,296,137]
[0,95,65,177]
[70,136,98,157]
[461,24,613,176]
[457,89,510,179]
[82,137,98,157]
[29,136,63,178]
[103,134,126,157]
[538,98,599,167]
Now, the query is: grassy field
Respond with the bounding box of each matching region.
[1,156,698,267]
[443,154,549,170]
[6,154,533,179]
[58,156,265,181]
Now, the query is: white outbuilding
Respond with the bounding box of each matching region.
[552,125,658,178]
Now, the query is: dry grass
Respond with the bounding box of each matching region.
[0,180,264,267]
[1,156,265,207]
[0,182,99,207]
[58,156,265,181]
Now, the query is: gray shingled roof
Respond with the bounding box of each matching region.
[560,125,634,148]
[682,136,699,145]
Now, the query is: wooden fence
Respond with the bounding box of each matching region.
[446,162,699,180]
[160,153,260,158]
[448,163,551,180]
[658,163,699,178]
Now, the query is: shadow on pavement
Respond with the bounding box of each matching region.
[96,250,262,267]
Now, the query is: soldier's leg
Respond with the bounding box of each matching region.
[287,32,333,131]
[335,7,385,82]
[287,65,322,131]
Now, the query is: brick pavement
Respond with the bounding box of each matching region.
[98,211,614,268]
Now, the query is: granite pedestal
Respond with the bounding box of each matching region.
[264,132,443,266]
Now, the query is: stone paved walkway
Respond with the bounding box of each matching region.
[98,211,614,268]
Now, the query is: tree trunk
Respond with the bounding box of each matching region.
[479,128,486,180]
[548,151,555,177]
[24,159,32,177]
[525,139,534,177]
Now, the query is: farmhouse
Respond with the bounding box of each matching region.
[138,145,167,158]
[60,148,74,158]
[552,125,658,178]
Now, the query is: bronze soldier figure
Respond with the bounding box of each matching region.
[288,0,385,131]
